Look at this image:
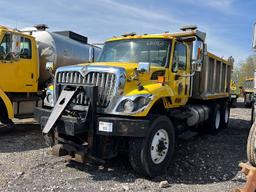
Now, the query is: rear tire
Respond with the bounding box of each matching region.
[206,103,221,134]
[251,103,256,125]
[247,122,256,166]
[129,116,175,177]
[220,102,230,129]
[230,98,237,108]
[244,93,252,108]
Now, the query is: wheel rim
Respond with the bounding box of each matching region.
[150,129,169,164]
[224,107,229,123]
[215,110,221,129]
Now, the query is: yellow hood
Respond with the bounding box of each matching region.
[78,62,166,80]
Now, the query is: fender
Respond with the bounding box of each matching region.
[0,88,14,119]
[126,83,178,117]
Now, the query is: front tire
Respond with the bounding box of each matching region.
[129,116,175,177]
[247,122,256,166]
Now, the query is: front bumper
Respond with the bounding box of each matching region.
[34,107,150,137]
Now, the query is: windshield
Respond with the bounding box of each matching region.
[98,38,171,66]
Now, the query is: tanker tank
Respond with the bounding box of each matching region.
[21,25,101,87]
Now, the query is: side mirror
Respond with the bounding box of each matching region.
[253,23,256,50]
[192,39,204,72]
[138,62,150,73]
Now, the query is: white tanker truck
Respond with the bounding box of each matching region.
[0,24,101,127]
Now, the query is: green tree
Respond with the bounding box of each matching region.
[233,54,256,87]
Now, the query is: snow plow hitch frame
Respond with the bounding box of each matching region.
[41,84,100,161]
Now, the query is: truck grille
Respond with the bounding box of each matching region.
[56,71,116,108]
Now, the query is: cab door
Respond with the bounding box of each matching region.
[18,35,38,92]
[170,41,190,106]
[0,32,38,93]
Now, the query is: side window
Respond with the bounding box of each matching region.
[0,33,11,60]
[20,37,32,59]
[172,43,187,72]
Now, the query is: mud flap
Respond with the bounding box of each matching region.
[42,88,77,134]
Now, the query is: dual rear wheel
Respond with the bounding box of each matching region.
[206,102,230,134]
[129,102,230,177]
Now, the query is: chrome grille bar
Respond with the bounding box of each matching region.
[56,71,116,108]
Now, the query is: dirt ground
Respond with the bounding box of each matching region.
[0,99,252,192]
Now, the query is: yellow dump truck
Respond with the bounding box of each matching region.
[0,24,101,127]
[35,26,233,177]
[230,80,239,107]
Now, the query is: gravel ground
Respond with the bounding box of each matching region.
[0,99,252,192]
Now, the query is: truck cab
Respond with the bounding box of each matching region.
[0,26,39,124]
[0,26,39,92]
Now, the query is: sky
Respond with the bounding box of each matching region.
[0,0,255,65]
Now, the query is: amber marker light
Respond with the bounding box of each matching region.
[158,76,165,84]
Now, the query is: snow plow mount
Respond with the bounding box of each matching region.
[42,84,102,162]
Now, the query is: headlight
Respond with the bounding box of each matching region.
[116,95,153,113]
[137,97,147,107]
[123,99,134,113]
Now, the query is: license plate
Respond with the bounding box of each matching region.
[99,121,113,132]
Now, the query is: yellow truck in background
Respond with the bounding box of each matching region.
[35,26,233,177]
[230,79,239,107]
[0,24,101,127]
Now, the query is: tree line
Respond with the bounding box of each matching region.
[232,54,256,87]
